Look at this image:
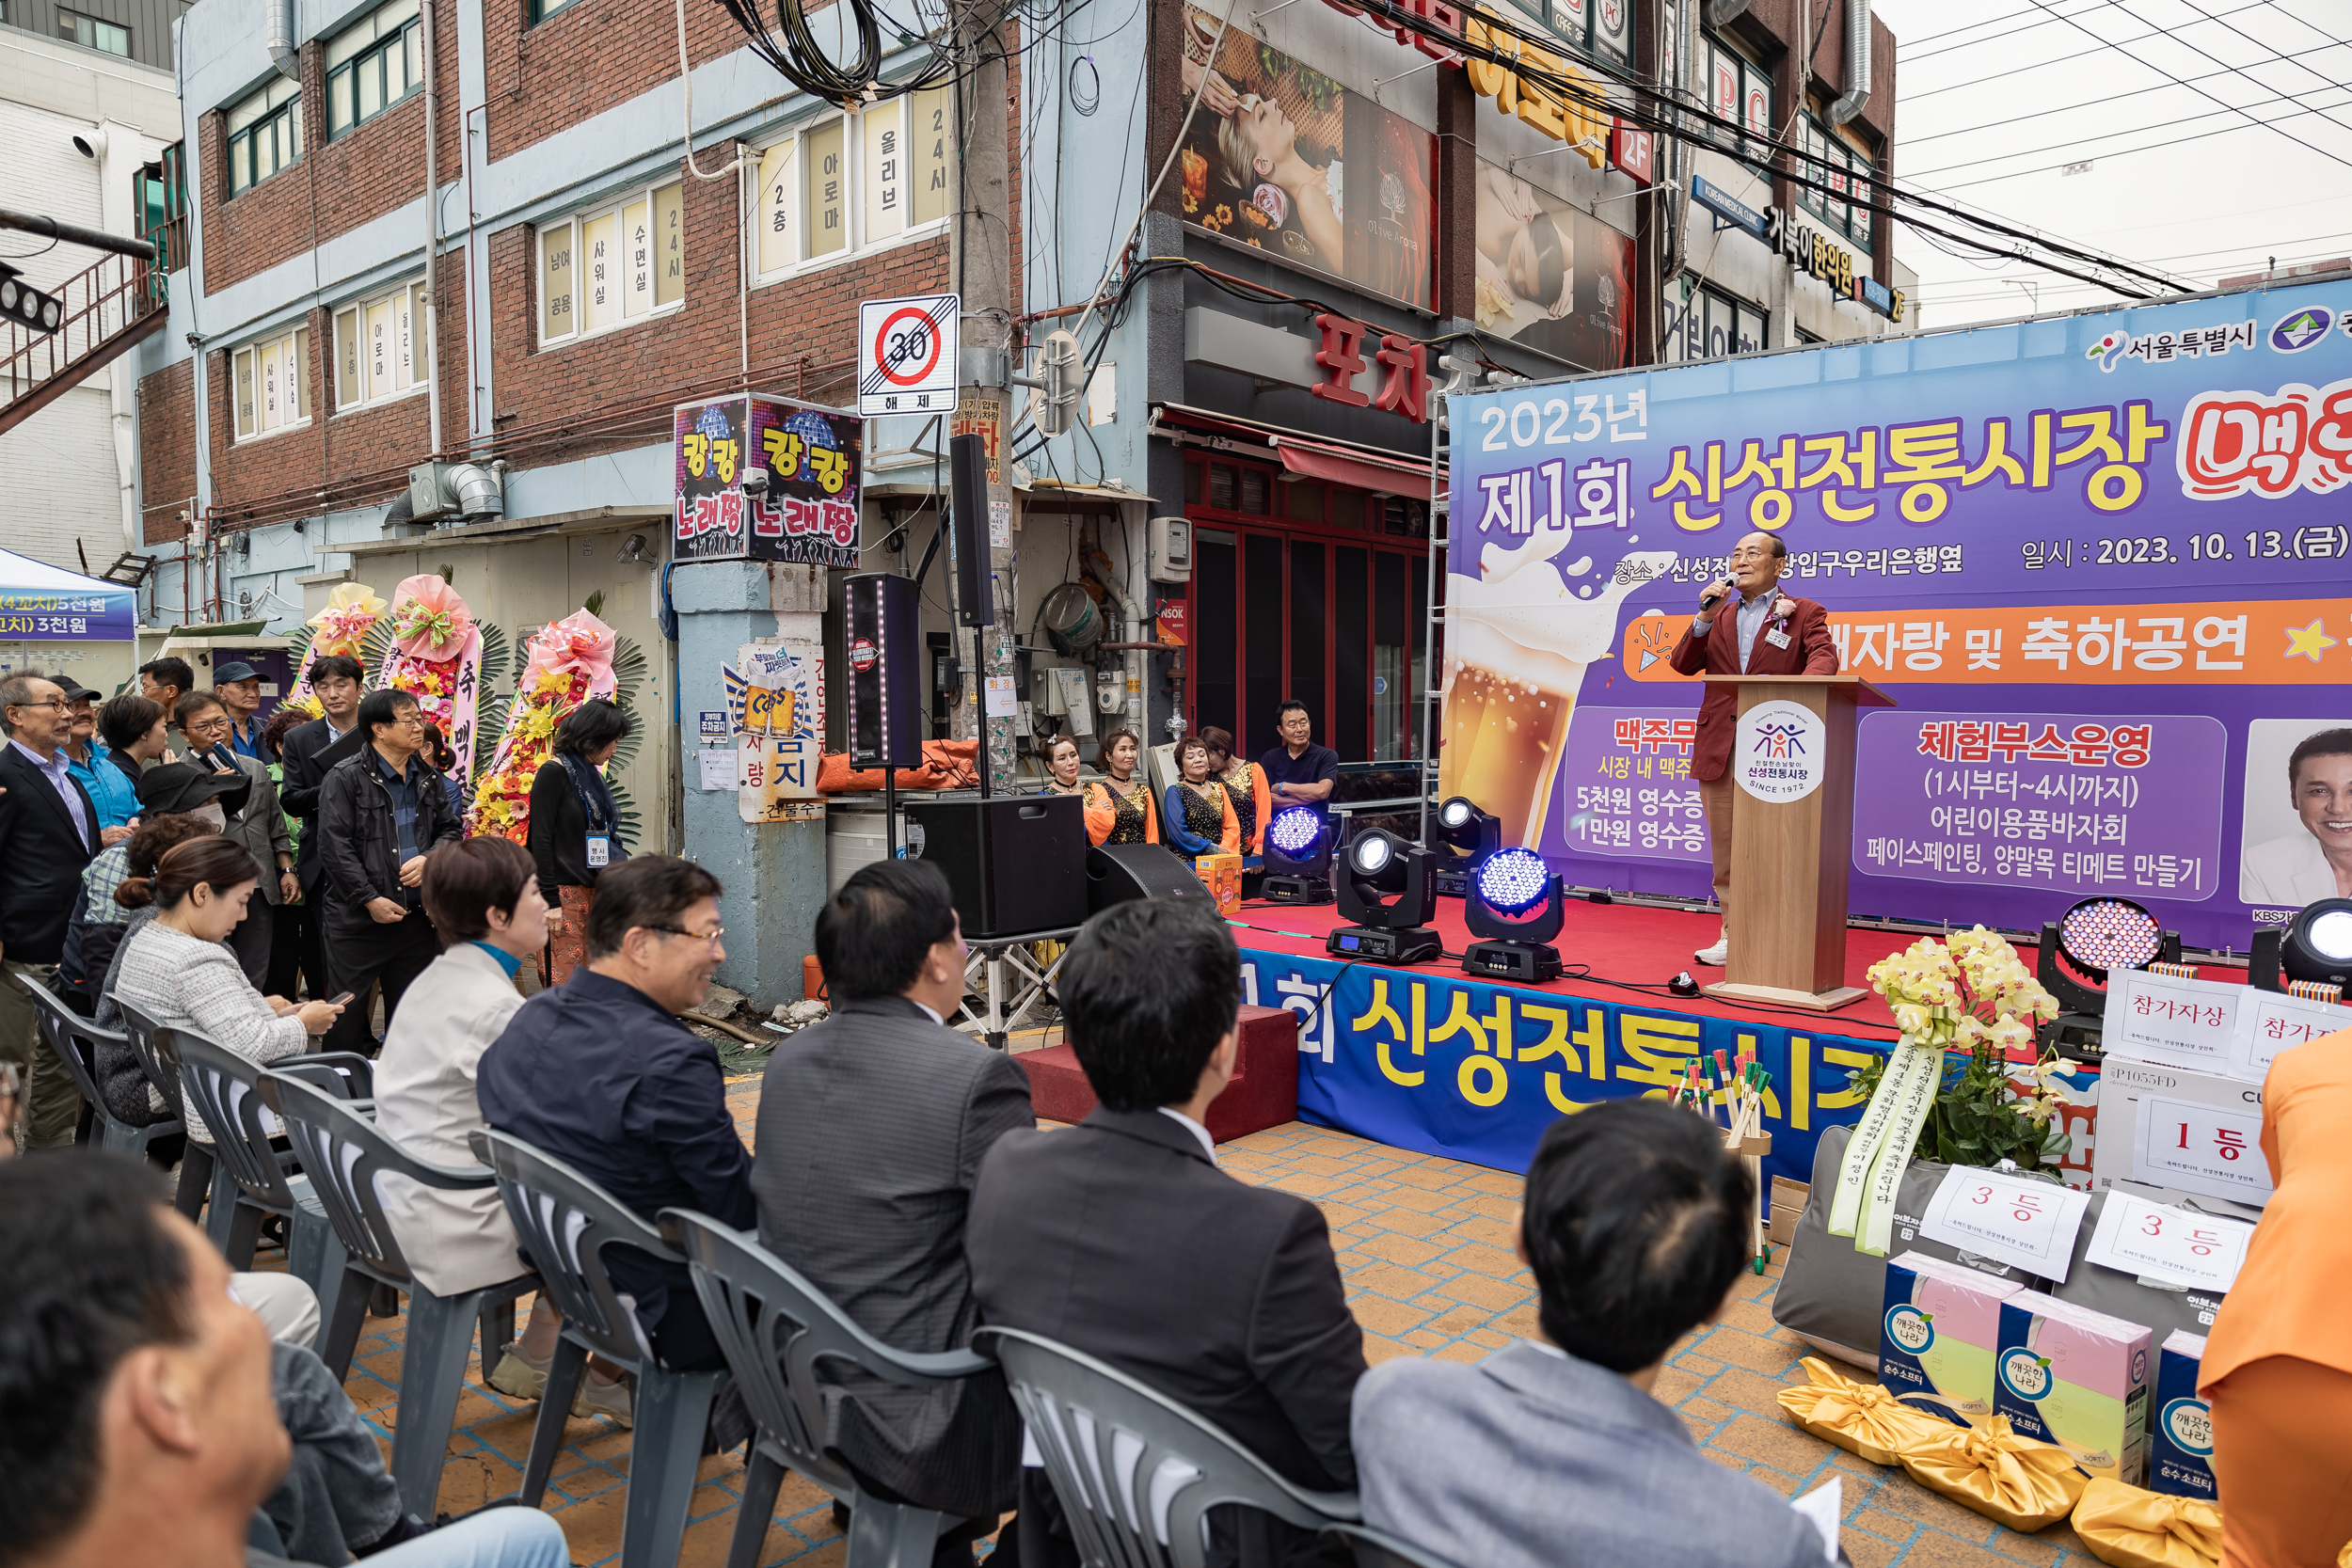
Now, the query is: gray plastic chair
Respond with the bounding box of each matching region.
[663,1207,991,1568]
[174,1031,365,1296]
[470,1129,723,1568]
[1326,1523,1470,1568]
[114,996,211,1219]
[21,974,182,1160]
[976,1326,1359,1568]
[260,1070,536,1519]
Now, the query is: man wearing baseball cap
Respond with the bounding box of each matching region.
[73,761,256,955]
[212,661,267,762]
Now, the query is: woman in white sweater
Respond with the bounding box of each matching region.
[113,838,344,1144]
[377,835,628,1424]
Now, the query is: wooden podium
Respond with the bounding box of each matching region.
[1700,673,1897,1012]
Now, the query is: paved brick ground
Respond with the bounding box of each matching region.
[325,1080,2104,1567]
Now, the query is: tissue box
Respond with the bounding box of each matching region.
[1194,853,1243,916]
[1880,1252,2029,1426]
[2147,1330,2216,1500]
[1994,1291,2152,1484]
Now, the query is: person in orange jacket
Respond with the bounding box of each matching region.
[1201,725,1270,856]
[1084,728,1158,847]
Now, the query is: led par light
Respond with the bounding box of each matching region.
[2250,897,2352,1000]
[1328,826,1440,965]
[2036,895,2183,1049]
[1461,846,1565,982]
[1261,804,1334,904]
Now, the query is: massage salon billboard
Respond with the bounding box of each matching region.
[1440,277,2352,950]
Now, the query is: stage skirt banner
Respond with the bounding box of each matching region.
[1441,277,2352,950]
[1239,944,1889,1185]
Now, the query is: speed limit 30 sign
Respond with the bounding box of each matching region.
[857,293,960,417]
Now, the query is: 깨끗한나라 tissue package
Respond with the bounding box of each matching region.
[1880,1251,2030,1426]
[2147,1329,2216,1500]
[1994,1290,2152,1484]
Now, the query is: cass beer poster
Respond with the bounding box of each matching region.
[1440,278,2352,949]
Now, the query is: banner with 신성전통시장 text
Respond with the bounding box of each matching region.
[1440,277,2352,950]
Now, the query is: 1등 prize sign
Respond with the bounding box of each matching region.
[674,392,864,566]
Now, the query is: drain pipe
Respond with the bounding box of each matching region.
[420,0,442,454]
[266,0,298,81]
[1829,0,1870,124]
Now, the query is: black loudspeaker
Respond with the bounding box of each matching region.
[1086,843,1212,918]
[904,796,1088,938]
[948,432,993,627]
[843,572,922,769]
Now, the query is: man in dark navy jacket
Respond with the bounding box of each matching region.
[0,672,101,1148]
[477,855,754,1370]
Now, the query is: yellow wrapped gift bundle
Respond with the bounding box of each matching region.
[1897,1414,2090,1532]
[1777,1357,1958,1467]
[2072,1478,2222,1568]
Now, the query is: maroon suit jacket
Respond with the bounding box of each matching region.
[1667,594,1840,781]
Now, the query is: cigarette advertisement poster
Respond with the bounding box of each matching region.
[1441,278,2352,948]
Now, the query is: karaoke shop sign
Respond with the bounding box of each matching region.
[673,393,864,567]
[1440,276,2352,949]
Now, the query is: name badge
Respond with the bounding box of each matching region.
[1764,626,1791,649]
[585,833,612,868]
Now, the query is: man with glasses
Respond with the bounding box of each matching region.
[0,673,102,1148]
[176,689,297,989]
[314,689,461,1054]
[478,856,755,1375]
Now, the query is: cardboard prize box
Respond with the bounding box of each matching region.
[2089,1060,2271,1210]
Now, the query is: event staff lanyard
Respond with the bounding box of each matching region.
[563,753,612,869]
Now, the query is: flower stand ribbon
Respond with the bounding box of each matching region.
[2071,1479,2223,1568]
[290,581,386,708]
[1777,1357,1960,1467]
[1897,1414,2090,1532]
[471,609,618,843]
[377,575,485,779]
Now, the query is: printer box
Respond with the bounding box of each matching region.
[1880,1251,2029,1426]
[2148,1329,2217,1500]
[1994,1291,2152,1484]
[2090,1059,2270,1209]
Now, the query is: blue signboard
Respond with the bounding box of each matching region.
[1691,176,1767,239]
[0,549,138,641]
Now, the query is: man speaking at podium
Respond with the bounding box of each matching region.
[1669,531,1839,969]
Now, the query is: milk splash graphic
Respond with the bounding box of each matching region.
[1440,521,1677,849]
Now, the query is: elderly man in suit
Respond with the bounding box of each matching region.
[174,689,296,990]
[967,898,1364,1568]
[1353,1100,1829,1568]
[0,672,102,1148]
[755,860,1032,1562]
[1668,530,1840,968]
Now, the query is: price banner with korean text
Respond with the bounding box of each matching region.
[1237,942,1888,1186]
[1443,278,2352,947]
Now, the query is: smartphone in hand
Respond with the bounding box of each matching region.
[328,991,357,1006]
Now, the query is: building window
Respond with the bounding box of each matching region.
[1700,30,1772,166]
[530,0,585,24]
[1544,0,1632,65]
[326,0,422,139]
[231,325,312,441]
[537,180,683,347]
[56,9,131,54]
[226,79,303,197]
[1802,115,1874,249]
[1679,277,1765,361]
[749,90,953,282]
[332,279,429,412]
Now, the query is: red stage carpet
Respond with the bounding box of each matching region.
[1226,896,2245,1040]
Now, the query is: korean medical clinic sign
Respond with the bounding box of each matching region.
[1440,278,2352,949]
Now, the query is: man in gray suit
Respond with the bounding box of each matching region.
[1353,1099,1833,1568]
[176,689,295,990]
[754,860,1033,1565]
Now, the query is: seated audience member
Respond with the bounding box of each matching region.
[755,860,1032,1557]
[61,790,219,1017]
[966,899,1364,1568]
[1353,1100,1827,1568]
[378,837,622,1421]
[0,1150,571,1568]
[110,837,345,1140]
[477,855,754,1377]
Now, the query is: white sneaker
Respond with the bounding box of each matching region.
[1693,938,1728,967]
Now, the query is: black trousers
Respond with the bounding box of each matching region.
[265,899,312,1000]
[228,897,273,990]
[319,910,440,1056]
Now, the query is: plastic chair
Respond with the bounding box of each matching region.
[975,1326,1359,1568]
[174,1031,366,1297]
[115,995,211,1220]
[662,1207,992,1568]
[20,974,182,1161]
[1325,1523,1470,1568]
[260,1071,536,1519]
[470,1129,725,1568]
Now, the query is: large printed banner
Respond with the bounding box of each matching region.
[1443,280,2352,947]
[1240,944,1886,1185]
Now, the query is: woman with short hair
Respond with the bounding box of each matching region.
[1163,736,1241,860]
[1200,726,1269,856]
[86,692,167,832]
[1084,727,1158,847]
[527,699,633,987]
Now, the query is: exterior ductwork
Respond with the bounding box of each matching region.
[448,461,504,519]
[1706,0,1754,25]
[267,0,299,81]
[1830,0,1871,125]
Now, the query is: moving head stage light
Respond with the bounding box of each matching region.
[1262,804,1334,904]
[2251,897,2352,1002]
[2036,895,2184,1059]
[1327,826,1441,965]
[1461,847,1565,983]
[1432,795,1500,897]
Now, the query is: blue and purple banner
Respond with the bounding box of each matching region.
[1441,279,2352,948]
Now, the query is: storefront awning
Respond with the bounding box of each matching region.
[1148,403,1440,497]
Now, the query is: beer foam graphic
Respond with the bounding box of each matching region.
[1448,545,1678,693]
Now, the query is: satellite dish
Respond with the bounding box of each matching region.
[1039,581,1103,657]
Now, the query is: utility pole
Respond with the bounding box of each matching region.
[947,1,1019,793]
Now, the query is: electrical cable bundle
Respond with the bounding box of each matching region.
[706,0,961,104]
